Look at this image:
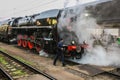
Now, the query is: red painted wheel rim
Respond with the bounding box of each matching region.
[22,40,27,48]
[23,35,28,39]
[30,36,35,40]
[17,39,22,46]
[28,41,34,49]
[36,45,41,52]
[17,35,23,39]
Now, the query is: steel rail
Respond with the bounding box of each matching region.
[0,50,57,80]
[0,67,13,80]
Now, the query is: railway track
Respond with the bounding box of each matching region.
[65,64,120,80]
[2,43,120,80]
[0,67,13,80]
[15,45,120,80]
[0,50,56,80]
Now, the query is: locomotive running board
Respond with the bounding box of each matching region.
[11,26,52,29]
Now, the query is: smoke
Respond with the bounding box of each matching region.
[75,13,100,45]
[76,0,79,5]
[58,0,120,66]
[64,0,69,8]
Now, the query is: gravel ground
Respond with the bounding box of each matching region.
[0,42,119,80]
[0,42,84,80]
[18,74,49,80]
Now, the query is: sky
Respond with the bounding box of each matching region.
[0,0,97,21]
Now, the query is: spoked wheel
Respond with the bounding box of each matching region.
[17,39,22,46]
[36,44,41,52]
[22,40,27,48]
[28,41,34,49]
[30,36,35,40]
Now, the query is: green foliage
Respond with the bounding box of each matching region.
[13,70,26,76]
[13,56,33,65]
[117,38,120,44]
[0,55,8,65]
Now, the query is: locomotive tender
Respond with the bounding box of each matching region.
[0,9,87,59]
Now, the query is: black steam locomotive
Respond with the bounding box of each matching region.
[0,9,88,59]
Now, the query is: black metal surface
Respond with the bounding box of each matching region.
[108,68,120,77]
[101,72,120,79]
[78,64,105,76]
[0,67,13,80]
[68,60,120,78]
[37,9,60,19]
[0,50,57,80]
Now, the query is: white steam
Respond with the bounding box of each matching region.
[80,46,120,66]
[64,0,69,8]
[75,13,100,44]
[58,0,120,66]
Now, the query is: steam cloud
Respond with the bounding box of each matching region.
[58,0,120,66]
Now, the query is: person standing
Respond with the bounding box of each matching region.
[53,39,65,66]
